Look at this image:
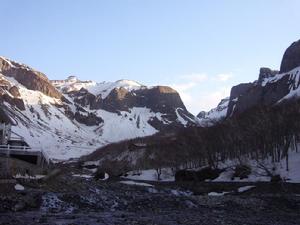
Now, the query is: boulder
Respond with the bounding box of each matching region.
[232,165,251,180]
[271,174,283,183]
[175,167,223,182]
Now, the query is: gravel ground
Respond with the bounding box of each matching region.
[1,167,300,225]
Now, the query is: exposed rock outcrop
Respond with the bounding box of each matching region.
[0,57,62,99]
[0,56,197,160]
[201,39,300,122]
[280,39,300,73]
[258,67,279,84]
[74,112,103,126]
[55,78,197,130]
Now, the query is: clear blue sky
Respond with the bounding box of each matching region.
[1,0,300,114]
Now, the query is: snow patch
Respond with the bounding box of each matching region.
[125,169,175,182]
[120,180,154,187]
[14,184,25,191]
[208,191,229,196]
[14,174,45,180]
[72,174,93,179]
[238,186,255,193]
[53,78,145,99]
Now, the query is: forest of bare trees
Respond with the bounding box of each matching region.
[83,99,300,179]
[156,100,300,173]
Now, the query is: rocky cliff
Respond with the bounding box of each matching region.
[199,39,300,125]
[0,58,198,160]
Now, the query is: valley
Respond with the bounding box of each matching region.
[1,28,300,225]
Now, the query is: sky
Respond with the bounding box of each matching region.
[1,0,300,114]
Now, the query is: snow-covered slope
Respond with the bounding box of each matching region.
[52,76,145,99]
[197,97,229,126]
[0,57,197,161]
[262,66,300,102]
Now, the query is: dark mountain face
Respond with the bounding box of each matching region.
[88,39,300,177]
[224,40,300,119]
[280,39,300,73]
[70,86,186,114]
[0,56,198,159]
[226,68,292,117]
[0,57,62,99]
[56,78,198,130]
[198,39,300,126]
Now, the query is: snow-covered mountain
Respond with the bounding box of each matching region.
[0,56,198,161]
[199,39,300,126]
[197,97,229,126]
[52,76,145,99]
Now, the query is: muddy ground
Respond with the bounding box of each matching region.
[1,165,300,225]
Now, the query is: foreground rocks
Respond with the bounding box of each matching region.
[0,166,300,225]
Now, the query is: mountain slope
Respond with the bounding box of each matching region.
[86,39,300,179]
[0,57,198,161]
[199,39,300,125]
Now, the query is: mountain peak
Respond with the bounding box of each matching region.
[0,56,62,99]
[280,39,300,73]
[66,75,79,83]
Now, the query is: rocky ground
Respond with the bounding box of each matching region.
[1,165,300,225]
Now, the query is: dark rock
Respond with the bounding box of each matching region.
[8,86,20,98]
[0,57,62,99]
[280,39,300,73]
[12,98,26,111]
[258,68,279,83]
[2,94,25,111]
[94,170,106,180]
[67,84,196,130]
[74,112,103,126]
[13,202,25,212]
[197,111,206,119]
[84,164,98,170]
[223,39,300,118]
[232,165,251,180]
[175,170,197,182]
[175,167,223,182]
[271,174,283,183]
[226,69,292,117]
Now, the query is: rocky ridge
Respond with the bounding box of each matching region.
[0,57,198,160]
[199,39,300,125]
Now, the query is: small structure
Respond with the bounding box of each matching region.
[0,107,49,167]
[0,123,11,145]
[0,107,13,145]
